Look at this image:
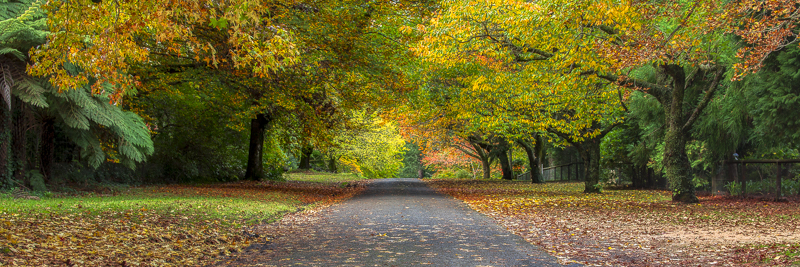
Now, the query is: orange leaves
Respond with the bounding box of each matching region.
[28,0,300,99]
[731,0,800,79]
[0,181,363,266]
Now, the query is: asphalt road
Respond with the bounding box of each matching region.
[226,178,569,266]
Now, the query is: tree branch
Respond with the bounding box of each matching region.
[682,66,725,132]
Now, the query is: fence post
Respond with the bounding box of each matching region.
[776,163,782,200]
[568,163,572,181]
[742,163,747,197]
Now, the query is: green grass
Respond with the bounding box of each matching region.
[285,170,369,183]
[1,181,363,266]
[1,186,302,225]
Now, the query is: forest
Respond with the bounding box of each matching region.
[3,0,798,202]
[3,0,800,265]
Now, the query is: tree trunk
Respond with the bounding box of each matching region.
[12,101,28,183]
[632,165,645,188]
[534,135,544,182]
[497,139,514,180]
[327,154,337,173]
[298,146,313,170]
[39,117,55,183]
[244,114,270,181]
[0,103,11,187]
[519,139,543,183]
[577,139,602,193]
[480,157,491,179]
[664,128,698,202]
[468,140,493,180]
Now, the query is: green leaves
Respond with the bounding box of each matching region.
[208,17,228,29]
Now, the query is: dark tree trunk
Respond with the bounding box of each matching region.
[468,139,493,180]
[576,138,602,193]
[657,64,722,203]
[12,101,28,183]
[480,158,491,179]
[327,154,337,173]
[665,128,697,202]
[496,138,514,180]
[534,135,544,182]
[298,146,313,170]
[519,138,543,183]
[632,165,645,188]
[244,114,270,181]
[0,103,11,186]
[39,117,55,183]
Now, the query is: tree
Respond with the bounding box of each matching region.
[1,0,153,188]
[53,0,424,181]
[413,0,798,202]
[333,111,406,178]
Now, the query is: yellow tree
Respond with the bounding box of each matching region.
[414,0,798,201]
[411,0,626,191]
[33,0,425,180]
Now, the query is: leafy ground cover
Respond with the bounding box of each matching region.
[0,180,363,266]
[284,170,368,184]
[427,180,800,266]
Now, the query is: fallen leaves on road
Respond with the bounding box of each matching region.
[428,180,800,266]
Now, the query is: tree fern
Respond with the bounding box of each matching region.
[2,0,153,175]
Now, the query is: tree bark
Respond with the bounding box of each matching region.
[518,138,543,183]
[534,135,544,182]
[496,138,514,180]
[478,159,489,179]
[39,117,55,183]
[244,114,270,181]
[298,146,313,170]
[0,103,11,187]
[12,101,28,183]
[327,154,337,173]
[467,139,493,179]
[576,138,602,193]
[665,127,697,202]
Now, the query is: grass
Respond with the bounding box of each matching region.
[284,169,369,183]
[2,189,299,226]
[0,180,363,266]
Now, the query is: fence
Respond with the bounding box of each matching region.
[517,162,585,182]
[713,159,800,199]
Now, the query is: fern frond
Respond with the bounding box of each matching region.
[0,47,24,60]
[13,76,47,107]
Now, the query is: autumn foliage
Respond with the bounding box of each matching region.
[429,180,800,266]
[0,181,363,266]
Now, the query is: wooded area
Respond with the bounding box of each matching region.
[3,0,800,265]
[1,0,800,200]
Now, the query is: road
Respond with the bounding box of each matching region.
[221,178,570,266]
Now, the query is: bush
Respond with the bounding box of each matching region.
[454,169,472,179]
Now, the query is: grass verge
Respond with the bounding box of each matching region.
[428,180,800,266]
[284,170,368,184]
[0,180,363,266]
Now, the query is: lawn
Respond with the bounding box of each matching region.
[284,170,370,183]
[427,180,800,266]
[0,180,363,266]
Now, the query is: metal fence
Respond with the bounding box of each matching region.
[516,162,584,182]
[712,159,800,199]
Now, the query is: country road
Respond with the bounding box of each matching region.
[221,178,573,266]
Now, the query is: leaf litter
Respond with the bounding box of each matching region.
[0,180,364,266]
[428,180,800,266]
